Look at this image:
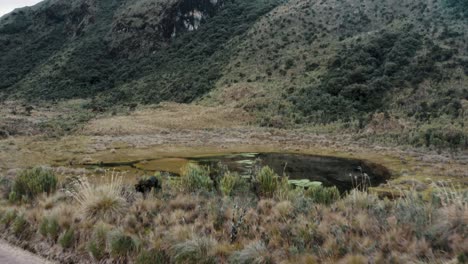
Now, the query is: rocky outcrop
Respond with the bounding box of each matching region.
[109,0,225,57]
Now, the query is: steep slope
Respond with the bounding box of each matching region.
[203,0,467,148]
[0,0,284,103]
[0,0,466,148]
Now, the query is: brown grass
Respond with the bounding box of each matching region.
[83,102,254,135]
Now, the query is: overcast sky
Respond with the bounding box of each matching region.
[0,0,43,17]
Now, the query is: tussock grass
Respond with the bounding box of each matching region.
[229,241,273,264]
[0,165,466,263]
[171,236,217,264]
[87,223,109,261]
[108,230,138,259]
[68,173,128,222]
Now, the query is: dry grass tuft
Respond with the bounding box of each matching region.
[67,172,128,222]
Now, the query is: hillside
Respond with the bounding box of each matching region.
[0,0,467,149]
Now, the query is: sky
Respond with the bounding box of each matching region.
[0,0,43,17]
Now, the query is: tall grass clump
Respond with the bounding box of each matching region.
[108,230,138,259]
[10,167,57,202]
[229,241,273,264]
[180,164,213,193]
[39,216,60,241]
[220,172,248,196]
[87,223,109,261]
[68,174,128,222]
[254,166,280,198]
[136,249,170,264]
[12,214,30,238]
[171,236,217,264]
[0,209,17,227]
[305,186,340,205]
[58,228,75,248]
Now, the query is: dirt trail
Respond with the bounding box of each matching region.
[0,240,53,264]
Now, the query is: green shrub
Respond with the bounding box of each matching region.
[305,186,340,205]
[180,164,213,193]
[10,167,57,201]
[220,172,248,196]
[87,224,109,261]
[58,228,75,248]
[171,236,217,264]
[254,166,280,198]
[108,230,137,259]
[136,249,170,264]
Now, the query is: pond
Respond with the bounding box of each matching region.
[89,152,392,192]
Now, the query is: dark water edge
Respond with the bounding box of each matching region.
[193,153,392,192]
[86,152,392,192]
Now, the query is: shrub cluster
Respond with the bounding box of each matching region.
[10,167,57,202]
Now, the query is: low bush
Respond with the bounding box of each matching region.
[305,186,340,205]
[220,172,249,196]
[180,164,213,193]
[10,167,57,202]
[254,166,280,198]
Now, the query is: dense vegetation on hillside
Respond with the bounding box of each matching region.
[0,0,466,148]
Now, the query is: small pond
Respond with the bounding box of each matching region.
[89,152,391,192]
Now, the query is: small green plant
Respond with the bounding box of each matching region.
[136,249,170,264]
[171,236,217,264]
[10,167,58,202]
[59,228,75,248]
[305,186,340,205]
[87,224,109,261]
[220,172,248,196]
[108,230,137,259]
[254,166,280,198]
[180,164,213,193]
